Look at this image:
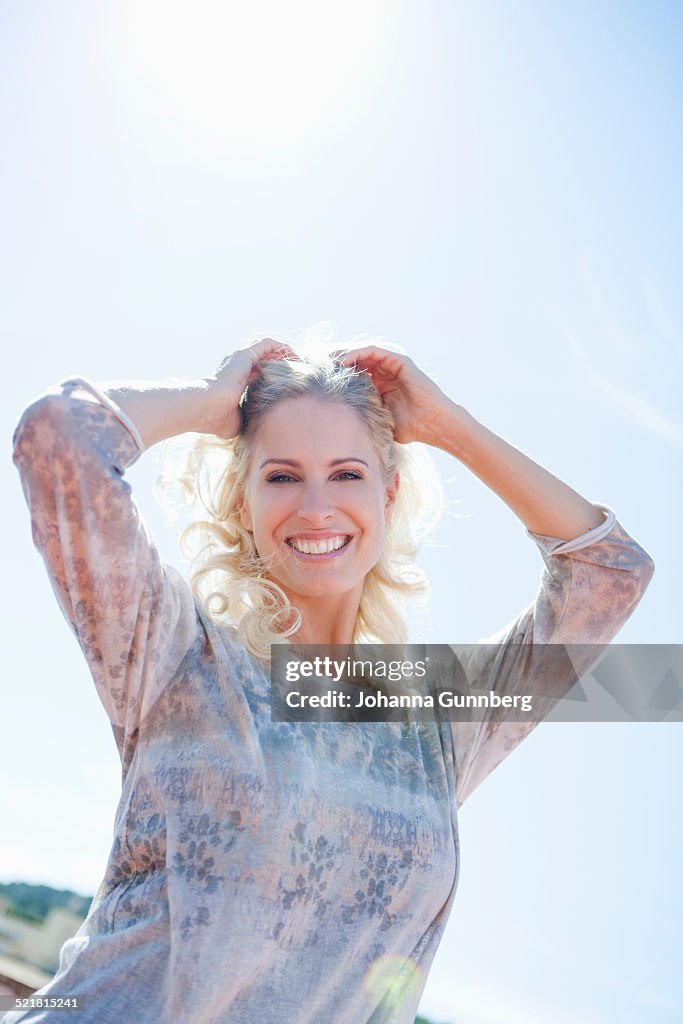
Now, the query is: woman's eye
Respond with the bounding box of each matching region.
[265,471,362,483]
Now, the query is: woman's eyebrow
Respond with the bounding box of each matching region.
[259,457,369,469]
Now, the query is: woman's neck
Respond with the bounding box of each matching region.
[283,585,363,647]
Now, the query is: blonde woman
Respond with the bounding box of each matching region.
[6,336,654,1023]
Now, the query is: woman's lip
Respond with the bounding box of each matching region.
[285,533,351,541]
[285,536,354,560]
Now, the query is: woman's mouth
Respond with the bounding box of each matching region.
[285,535,353,560]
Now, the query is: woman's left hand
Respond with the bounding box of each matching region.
[329,345,454,445]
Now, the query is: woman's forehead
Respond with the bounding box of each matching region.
[251,397,379,460]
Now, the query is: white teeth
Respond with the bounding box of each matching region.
[287,536,350,555]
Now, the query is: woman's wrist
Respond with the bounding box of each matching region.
[420,399,477,454]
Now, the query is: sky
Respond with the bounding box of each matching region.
[1,1,682,1021]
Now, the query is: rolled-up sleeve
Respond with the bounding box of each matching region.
[12,377,199,774]
[450,503,655,809]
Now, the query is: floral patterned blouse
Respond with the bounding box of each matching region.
[4,379,654,1024]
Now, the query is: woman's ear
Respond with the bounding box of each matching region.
[384,472,400,523]
[238,495,253,532]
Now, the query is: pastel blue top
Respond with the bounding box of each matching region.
[4,379,654,1023]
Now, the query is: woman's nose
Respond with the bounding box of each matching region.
[297,484,334,524]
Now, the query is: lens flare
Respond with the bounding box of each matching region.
[363,953,424,1011]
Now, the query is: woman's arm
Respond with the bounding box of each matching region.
[331,344,655,646]
[331,344,655,807]
[12,341,296,777]
[330,344,605,541]
[12,380,199,777]
[94,339,299,448]
[422,401,607,540]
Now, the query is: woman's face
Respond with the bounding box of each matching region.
[239,395,398,599]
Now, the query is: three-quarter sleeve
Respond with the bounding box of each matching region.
[450,503,655,809]
[12,378,199,772]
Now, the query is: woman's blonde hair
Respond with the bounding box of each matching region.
[160,341,444,663]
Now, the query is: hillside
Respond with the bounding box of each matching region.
[0,881,92,923]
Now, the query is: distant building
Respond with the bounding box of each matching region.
[0,894,84,980]
[0,953,52,998]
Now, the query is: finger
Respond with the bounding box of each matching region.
[244,341,300,383]
[329,347,370,361]
[329,346,399,366]
[249,338,298,359]
[256,348,299,367]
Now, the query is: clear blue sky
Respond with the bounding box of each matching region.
[1,2,681,1021]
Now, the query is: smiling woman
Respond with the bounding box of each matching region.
[165,353,442,657]
[6,334,654,1024]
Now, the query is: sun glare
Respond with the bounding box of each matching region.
[120,0,390,164]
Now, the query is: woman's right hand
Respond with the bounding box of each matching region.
[89,339,299,450]
[203,338,299,440]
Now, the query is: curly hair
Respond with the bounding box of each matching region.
[159,347,444,662]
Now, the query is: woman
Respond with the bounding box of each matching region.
[5,336,654,1023]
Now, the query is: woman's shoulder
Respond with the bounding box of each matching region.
[192,602,270,677]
